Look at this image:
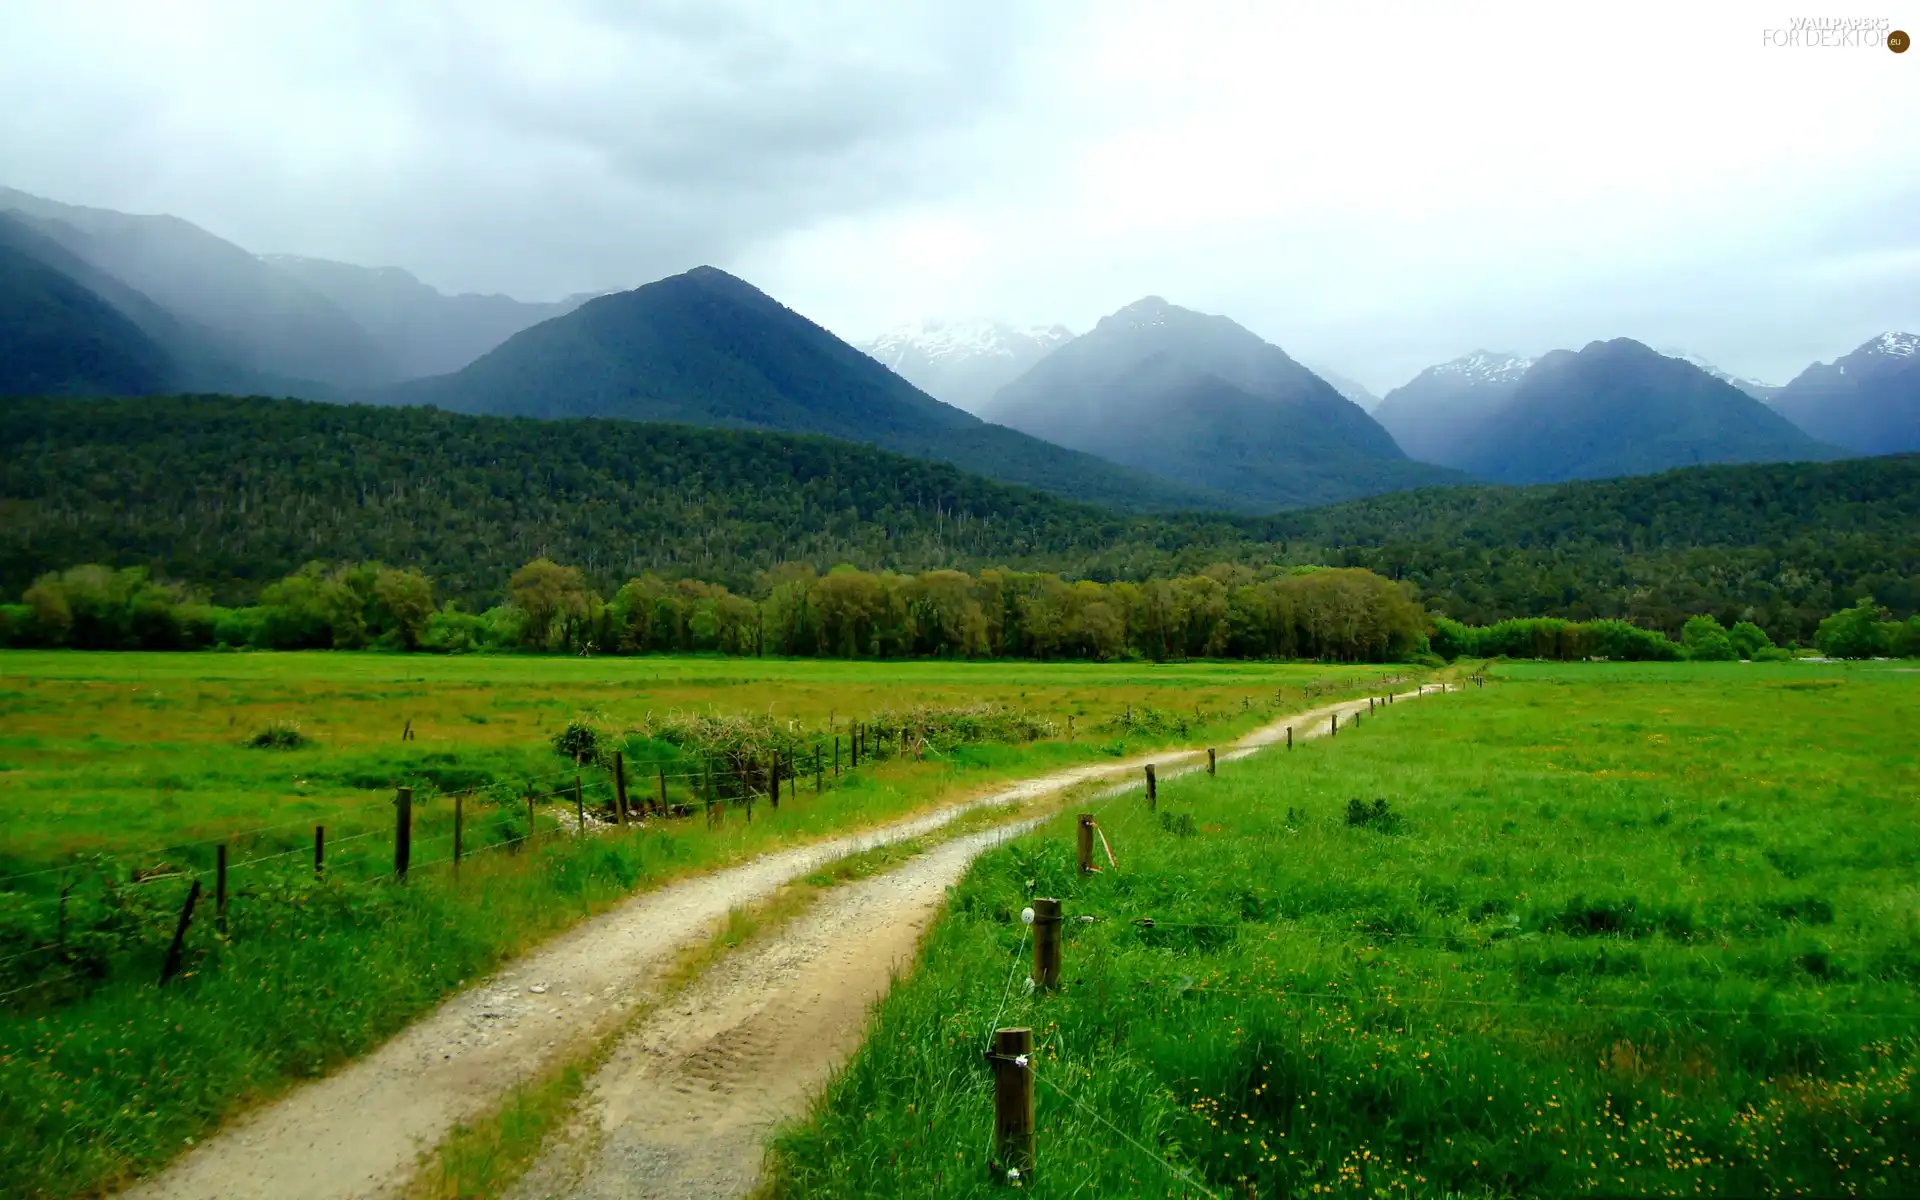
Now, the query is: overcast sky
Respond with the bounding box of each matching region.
[1,0,1914,392]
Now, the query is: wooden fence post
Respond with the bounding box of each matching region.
[613,751,629,827]
[1076,814,1094,874]
[1207,748,1216,776]
[770,755,780,809]
[1032,898,1062,990]
[991,1027,1036,1181]
[215,844,228,934]
[314,825,325,877]
[394,788,413,880]
[833,736,840,776]
[1369,697,1376,714]
[1145,764,1157,810]
[454,793,464,873]
[1287,726,1293,750]
[1330,713,1338,737]
[574,776,584,833]
[159,879,202,986]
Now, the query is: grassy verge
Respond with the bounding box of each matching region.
[768,661,1920,1198]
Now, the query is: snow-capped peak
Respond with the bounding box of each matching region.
[860,318,1073,368]
[1428,351,1534,385]
[1869,331,1918,358]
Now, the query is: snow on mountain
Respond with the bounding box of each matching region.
[1422,350,1535,386]
[1657,347,1780,400]
[859,318,1073,414]
[1871,331,1918,358]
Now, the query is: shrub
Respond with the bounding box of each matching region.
[1727,620,1774,660]
[245,720,310,750]
[1815,599,1888,659]
[1682,616,1738,662]
[1345,797,1402,833]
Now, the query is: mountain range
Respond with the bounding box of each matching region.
[1,183,1912,518]
[1374,341,1847,483]
[1768,332,1919,455]
[858,319,1073,415]
[976,297,1465,509]
[371,267,1225,512]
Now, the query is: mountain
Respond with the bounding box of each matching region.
[1768,332,1920,455]
[1659,348,1780,402]
[1372,351,1534,466]
[0,241,173,397]
[1309,366,1382,412]
[1446,339,1846,484]
[975,296,1465,509]
[859,319,1073,415]
[260,255,590,379]
[374,266,1225,513]
[0,187,392,388]
[3,394,1913,642]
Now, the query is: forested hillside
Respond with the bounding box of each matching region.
[1,395,1915,641]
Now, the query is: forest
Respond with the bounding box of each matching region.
[1,395,1917,645]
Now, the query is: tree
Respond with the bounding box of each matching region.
[1681,615,1737,662]
[1815,599,1888,659]
[1726,620,1773,660]
[508,559,592,650]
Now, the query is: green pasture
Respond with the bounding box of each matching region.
[0,650,1399,1198]
[772,661,1920,1198]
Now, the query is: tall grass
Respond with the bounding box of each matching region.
[770,661,1920,1198]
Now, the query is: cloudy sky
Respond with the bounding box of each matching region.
[1,0,1914,391]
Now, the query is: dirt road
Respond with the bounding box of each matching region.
[123,686,1436,1200]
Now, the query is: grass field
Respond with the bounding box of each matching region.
[770,661,1920,1198]
[0,650,1405,1198]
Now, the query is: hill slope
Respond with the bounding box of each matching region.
[0,241,174,397]
[0,187,392,387]
[2,395,1911,637]
[977,297,1465,508]
[1372,351,1534,465]
[377,266,1226,513]
[262,255,589,378]
[1447,339,1846,483]
[1768,332,1920,455]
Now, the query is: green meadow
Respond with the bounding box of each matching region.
[0,650,1399,1198]
[771,662,1920,1198]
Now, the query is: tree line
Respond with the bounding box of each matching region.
[1,397,1916,650]
[8,557,1915,663]
[2,559,1430,662]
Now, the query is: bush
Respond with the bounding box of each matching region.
[1727,620,1774,660]
[1816,599,1888,660]
[1345,797,1403,833]
[245,721,310,750]
[1682,616,1738,662]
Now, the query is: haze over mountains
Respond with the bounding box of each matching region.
[1,184,1912,520]
[976,297,1464,509]
[858,320,1073,415]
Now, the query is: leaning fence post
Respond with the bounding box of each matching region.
[394,787,413,880]
[314,825,325,877]
[159,879,202,987]
[1145,764,1157,810]
[215,843,228,934]
[991,1027,1036,1182]
[1032,898,1062,990]
[1076,813,1095,874]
